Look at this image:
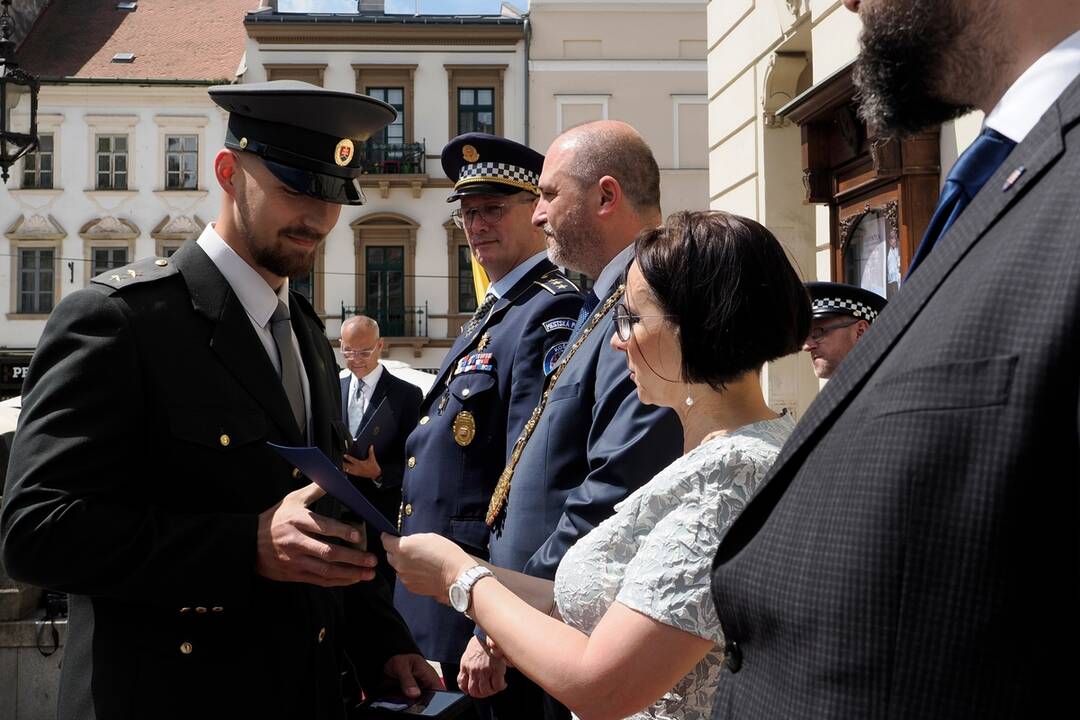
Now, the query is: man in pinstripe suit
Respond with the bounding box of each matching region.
[710,1,1080,718]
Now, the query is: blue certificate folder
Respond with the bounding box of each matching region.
[267,442,399,536]
[348,396,395,461]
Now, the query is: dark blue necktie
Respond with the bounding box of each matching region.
[907,127,1017,276]
[567,289,599,346]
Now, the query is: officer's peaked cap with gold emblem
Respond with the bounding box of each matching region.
[208,80,396,205]
[442,133,544,202]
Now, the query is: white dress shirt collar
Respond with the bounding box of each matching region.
[196,224,290,328]
[488,250,549,299]
[985,28,1080,143]
[352,362,384,396]
[591,243,636,301]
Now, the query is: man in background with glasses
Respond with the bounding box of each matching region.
[340,314,422,583]
[394,133,584,713]
[802,281,887,380]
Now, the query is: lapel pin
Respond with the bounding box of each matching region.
[1002,166,1026,191]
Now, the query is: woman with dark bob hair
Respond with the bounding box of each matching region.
[385,211,810,720]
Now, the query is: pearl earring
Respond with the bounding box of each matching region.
[685,395,694,407]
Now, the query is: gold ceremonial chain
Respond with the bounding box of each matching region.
[485,284,626,526]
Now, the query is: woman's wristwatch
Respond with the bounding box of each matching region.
[449,565,494,614]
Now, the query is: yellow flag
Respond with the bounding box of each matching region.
[471,252,490,303]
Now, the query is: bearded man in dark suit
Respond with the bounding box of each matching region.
[710,1,1080,718]
[0,81,437,720]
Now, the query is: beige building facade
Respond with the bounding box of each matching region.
[707,0,983,419]
[529,0,709,225]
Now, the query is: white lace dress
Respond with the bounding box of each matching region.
[553,413,795,720]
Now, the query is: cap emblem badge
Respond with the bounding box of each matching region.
[462,144,480,163]
[335,138,355,167]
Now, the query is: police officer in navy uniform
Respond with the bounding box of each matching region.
[394,134,584,706]
[802,281,887,380]
[1,81,438,720]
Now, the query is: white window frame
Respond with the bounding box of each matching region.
[672,94,708,170]
[154,115,208,193]
[555,94,610,135]
[19,114,63,190]
[85,115,138,193]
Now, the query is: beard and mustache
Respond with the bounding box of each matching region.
[853,0,1003,137]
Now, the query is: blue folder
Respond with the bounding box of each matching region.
[348,396,395,461]
[267,442,399,536]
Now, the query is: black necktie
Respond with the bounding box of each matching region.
[462,292,497,336]
[270,300,307,437]
[907,127,1017,276]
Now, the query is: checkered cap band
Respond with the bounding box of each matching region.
[812,296,881,322]
[457,162,540,193]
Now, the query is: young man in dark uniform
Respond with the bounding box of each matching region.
[394,134,584,707]
[0,81,437,720]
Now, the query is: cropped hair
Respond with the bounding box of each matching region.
[634,210,811,388]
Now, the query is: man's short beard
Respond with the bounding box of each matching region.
[235,195,320,279]
[853,0,998,137]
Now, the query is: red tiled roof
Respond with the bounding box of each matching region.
[17,0,258,81]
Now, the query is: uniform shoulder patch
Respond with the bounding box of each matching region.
[90,256,178,291]
[543,341,568,375]
[534,269,580,295]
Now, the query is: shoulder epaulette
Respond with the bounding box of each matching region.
[534,269,580,295]
[90,256,178,291]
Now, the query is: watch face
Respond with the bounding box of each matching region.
[449,583,469,613]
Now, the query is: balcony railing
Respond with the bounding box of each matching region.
[359,141,426,175]
[342,302,428,338]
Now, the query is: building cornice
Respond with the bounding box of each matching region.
[246,19,525,46]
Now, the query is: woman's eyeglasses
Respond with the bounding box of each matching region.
[613,302,675,342]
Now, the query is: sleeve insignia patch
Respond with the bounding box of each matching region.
[543,342,568,376]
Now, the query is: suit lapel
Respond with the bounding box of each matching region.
[428,259,557,392]
[291,293,335,453]
[360,370,391,427]
[173,243,303,445]
[763,88,1073,488]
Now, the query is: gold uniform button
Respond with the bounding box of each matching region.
[292,467,302,480]
[407,456,416,468]
[195,607,207,614]
[404,503,413,516]
[180,642,193,655]
[155,258,169,267]
[317,627,327,643]
[419,416,429,425]
[179,607,191,614]
[219,434,231,447]
[211,606,224,613]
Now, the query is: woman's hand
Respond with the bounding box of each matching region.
[382,532,473,602]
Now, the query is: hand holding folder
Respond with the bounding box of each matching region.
[268,442,399,536]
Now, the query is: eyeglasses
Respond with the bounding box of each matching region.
[613,302,676,342]
[342,346,378,360]
[806,318,859,343]
[451,198,535,229]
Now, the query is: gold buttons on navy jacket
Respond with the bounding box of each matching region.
[180,642,193,655]
[317,627,327,643]
[404,503,413,516]
[155,258,169,267]
[195,606,207,614]
[292,467,302,480]
[407,456,416,468]
[219,434,231,447]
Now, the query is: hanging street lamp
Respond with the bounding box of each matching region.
[0,0,40,182]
